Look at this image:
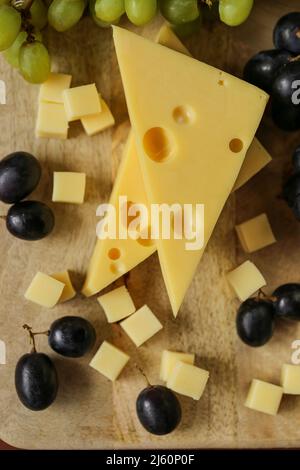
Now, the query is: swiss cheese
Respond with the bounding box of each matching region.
[235,213,276,253]
[98,285,136,323]
[82,133,155,296]
[226,260,266,301]
[160,350,195,382]
[281,364,300,395]
[113,26,268,316]
[0,340,5,365]
[51,271,76,302]
[90,341,130,381]
[245,379,283,416]
[39,72,72,104]
[82,26,270,299]
[25,272,65,308]
[120,305,163,347]
[167,361,209,400]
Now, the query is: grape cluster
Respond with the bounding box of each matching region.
[0,0,254,85]
[236,283,300,348]
[244,12,300,131]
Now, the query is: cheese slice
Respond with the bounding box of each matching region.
[113,26,268,316]
[82,26,270,299]
[82,132,156,296]
[156,23,192,57]
[233,138,272,191]
[156,25,272,192]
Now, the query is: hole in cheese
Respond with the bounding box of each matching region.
[229,138,243,153]
[110,262,126,275]
[108,248,121,260]
[172,105,194,125]
[143,127,174,162]
[136,226,154,247]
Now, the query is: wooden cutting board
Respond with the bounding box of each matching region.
[1,0,300,450]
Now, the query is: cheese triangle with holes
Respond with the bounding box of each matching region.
[113,26,268,316]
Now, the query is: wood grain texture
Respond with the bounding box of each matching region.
[0,0,300,449]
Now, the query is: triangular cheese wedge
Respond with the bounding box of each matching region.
[156,23,192,57]
[82,132,155,296]
[233,138,272,191]
[113,26,268,316]
[154,24,271,192]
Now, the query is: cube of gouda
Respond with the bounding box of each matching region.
[81,97,115,136]
[39,73,72,104]
[36,102,68,139]
[245,379,283,415]
[63,84,101,121]
[52,172,86,204]
[160,350,195,382]
[120,305,162,347]
[0,340,6,365]
[98,286,136,323]
[167,361,209,400]
[90,341,129,381]
[51,271,76,303]
[281,364,300,395]
[226,261,266,301]
[235,213,276,253]
[25,272,65,308]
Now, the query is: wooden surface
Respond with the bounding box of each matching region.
[1,0,300,450]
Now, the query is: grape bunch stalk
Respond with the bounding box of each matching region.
[0,0,255,85]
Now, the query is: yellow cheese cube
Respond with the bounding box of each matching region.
[25,272,65,308]
[281,364,300,395]
[160,350,195,382]
[235,213,276,253]
[0,340,6,365]
[226,261,266,301]
[63,84,101,121]
[245,379,283,415]
[81,97,115,136]
[36,102,68,139]
[39,72,72,104]
[167,361,209,400]
[98,286,136,323]
[120,305,163,347]
[52,172,86,204]
[51,271,76,303]
[90,341,129,381]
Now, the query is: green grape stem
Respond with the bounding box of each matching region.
[11,0,34,11]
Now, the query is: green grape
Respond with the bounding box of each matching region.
[125,0,157,26]
[219,0,253,27]
[159,0,199,25]
[0,5,22,51]
[48,0,86,32]
[3,30,42,68]
[30,0,48,30]
[172,14,202,38]
[19,41,51,83]
[95,0,124,23]
[89,0,117,27]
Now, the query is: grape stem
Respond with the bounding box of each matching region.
[23,324,49,353]
[0,215,6,220]
[11,0,34,12]
[290,55,300,63]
